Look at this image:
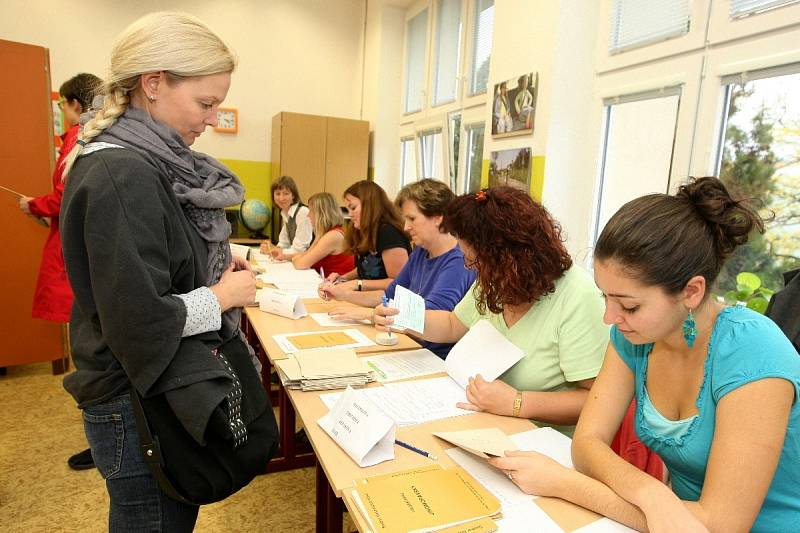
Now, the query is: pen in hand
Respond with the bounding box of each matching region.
[395,439,437,460]
[380,295,392,337]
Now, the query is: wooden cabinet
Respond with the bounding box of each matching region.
[270,112,369,239]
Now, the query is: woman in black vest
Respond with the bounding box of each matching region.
[263,175,313,260]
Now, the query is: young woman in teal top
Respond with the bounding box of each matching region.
[489,177,800,532]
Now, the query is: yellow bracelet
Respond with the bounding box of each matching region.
[512,391,523,418]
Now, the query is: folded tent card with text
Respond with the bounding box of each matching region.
[318,385,396,467]
[258,287,308,320]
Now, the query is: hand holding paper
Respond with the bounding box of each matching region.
[459,374,518,415]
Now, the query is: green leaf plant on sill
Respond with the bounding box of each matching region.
[721,272,774,315]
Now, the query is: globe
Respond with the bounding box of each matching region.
[239,199,270,235]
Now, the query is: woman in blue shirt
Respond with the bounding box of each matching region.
[327,179,475,358]
[489,177,800,532]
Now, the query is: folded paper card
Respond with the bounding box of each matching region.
[433,428,518,459]
[318,386,396,467]
[258,287,307,319]
[229,242,250,260]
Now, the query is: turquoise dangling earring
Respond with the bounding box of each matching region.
[682,309,697,348]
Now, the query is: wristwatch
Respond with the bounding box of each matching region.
[356,279,363,291]
[512,391,523,418]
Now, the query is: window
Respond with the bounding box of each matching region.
[463,123,485,194]
[432,0,463,106]
[714,64,800,292]
[448,113,461,189]
[400,137,417,186]
[404,9,429,114]
[419,129,445,181]
[594,88,681,243]
[609,0,690,54]
[730,0,800,18]
[469,0,494,96]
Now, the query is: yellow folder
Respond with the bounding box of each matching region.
[349,465,501,533]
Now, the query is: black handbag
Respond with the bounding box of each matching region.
[130,335,279,505]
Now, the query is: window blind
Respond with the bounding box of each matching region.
[609,0,690,54]
[404,9,429,114]
[730,0,800,18]
[469,0,494,95]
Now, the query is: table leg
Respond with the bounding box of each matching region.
[316,459,343,533]
[264,381,316,472]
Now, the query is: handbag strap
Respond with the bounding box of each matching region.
[129,390,196,506]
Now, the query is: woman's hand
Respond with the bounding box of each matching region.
[210,263,256,312]
[328,305,372,323]
[270,248,288,261]
[259,240,271,255]
[318,274,356,301]
[639,495,710,533]
[231,254,252,273]
[372,303,405,332]
[18,196,32,215]
[457,374,517,416]
[488,451,572,498]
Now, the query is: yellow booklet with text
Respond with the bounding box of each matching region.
[349,465,501,533]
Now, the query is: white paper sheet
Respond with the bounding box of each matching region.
[445,320,525,388]
[258,288,308,319]
[310,313,371,327]
[390,285,426,333]
[320,376,473,426]
[444,447,532,507]
[360,349,446,382]
[495,501,564,533]
[317,386,396,467]
[229,242,250,260]
[510,427,574,468]
[273,328,376,354]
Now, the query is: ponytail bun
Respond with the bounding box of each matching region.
[676,177,765,259]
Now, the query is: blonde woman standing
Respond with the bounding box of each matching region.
[60,12,277,531]
[290,192,354,275]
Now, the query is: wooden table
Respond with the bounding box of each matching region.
[242,301,420,474]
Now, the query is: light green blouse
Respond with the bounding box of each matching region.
[453,265,609,434]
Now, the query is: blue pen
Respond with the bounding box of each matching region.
[395,439,437,460]
[381,295,393,337]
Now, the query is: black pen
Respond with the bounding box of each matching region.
[395,439,437,460]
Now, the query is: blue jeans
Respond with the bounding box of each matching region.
[83,394,199,532]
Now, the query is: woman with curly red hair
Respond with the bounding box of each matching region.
[375,187,608,434]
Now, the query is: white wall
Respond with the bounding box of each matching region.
[0,0,367,162]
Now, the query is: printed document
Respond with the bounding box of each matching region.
[360,348,446,382]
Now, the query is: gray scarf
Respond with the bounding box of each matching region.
[90,105,245,339]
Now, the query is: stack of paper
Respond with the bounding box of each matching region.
[273,348,374,391]
[348,464,502,533]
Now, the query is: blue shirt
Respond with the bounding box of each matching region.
[385,245,476,358]
[612,306,800,532]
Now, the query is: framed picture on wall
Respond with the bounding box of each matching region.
[491,72,538,138]
[488,147,531,192]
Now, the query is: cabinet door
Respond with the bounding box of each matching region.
[325,118,369,203]
[278,112,326,200]
[0,39,63,367]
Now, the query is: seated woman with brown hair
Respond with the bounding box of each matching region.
[289,192,354,276]
[319,180,411,296]
[375,187,608,434]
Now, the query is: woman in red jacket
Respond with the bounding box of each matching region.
[19,73,101,322]
[18,72,101,471]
